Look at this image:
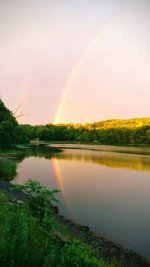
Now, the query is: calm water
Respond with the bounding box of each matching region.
[15,144,150,259]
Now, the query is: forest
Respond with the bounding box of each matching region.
[0,99,150,149]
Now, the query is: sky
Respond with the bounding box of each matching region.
[0,0,150,125]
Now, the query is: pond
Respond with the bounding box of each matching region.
[15,144,150,259]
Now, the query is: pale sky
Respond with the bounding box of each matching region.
[0,0,149,125]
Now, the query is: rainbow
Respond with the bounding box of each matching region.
[52,158,66,194]
[54,1,129,124]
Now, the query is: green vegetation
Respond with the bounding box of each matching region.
[0,99,29,150]
[0,158,17,180]
[19,118,150,145]
[0,180,112,267]
[0,99,17,149]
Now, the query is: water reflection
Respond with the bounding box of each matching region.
[53,149,150,172]
[17,144,150,172]
[50,143,150,155]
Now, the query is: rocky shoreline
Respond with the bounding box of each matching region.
[0,180,150,267]
[57,215,150,267]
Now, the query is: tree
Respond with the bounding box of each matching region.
[0,99,18,149]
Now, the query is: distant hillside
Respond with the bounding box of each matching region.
[88,118,150,130]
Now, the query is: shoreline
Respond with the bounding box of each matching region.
[0,180,150,267]
[57,214,150,267]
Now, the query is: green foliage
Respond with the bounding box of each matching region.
[20,118,150,145]
[13,125,29,144]
[0,99,17,127]
[0,191,54,267]
[60,239,106,267]
[23,179,60,226]
[0,158,17,180]
[0,100,30,148]
[0,185,110,267]
[0,99,18,149]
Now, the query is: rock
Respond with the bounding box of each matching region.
[81,225,89,232]
[17,200,24,204]
[53,230,71,245]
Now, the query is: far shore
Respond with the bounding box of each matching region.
[40,142,150,156]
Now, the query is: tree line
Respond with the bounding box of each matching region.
[19,119,150,145]
[0,99,150,148]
